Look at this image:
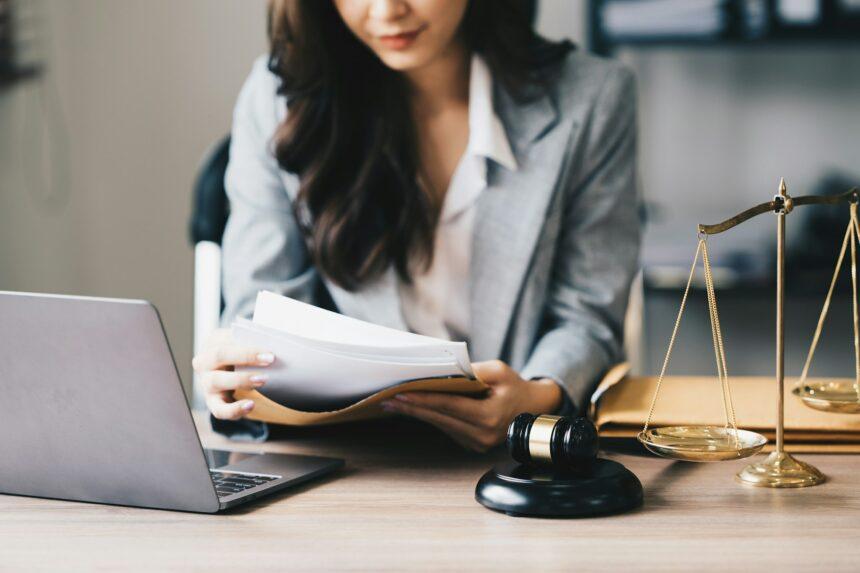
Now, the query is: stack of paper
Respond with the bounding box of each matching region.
[232,291,477,412]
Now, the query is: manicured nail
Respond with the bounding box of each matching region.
[256,352,275,365]
[249,374,267,387]
[241,400,255,412]
[394,394,411,402]
[380,400,397,412]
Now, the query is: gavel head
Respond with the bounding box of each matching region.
[505,413,599,470]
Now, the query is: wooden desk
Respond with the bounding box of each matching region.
[2,413,859,572]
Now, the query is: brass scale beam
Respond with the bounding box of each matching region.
[698,187,859,236]
[695,184,858,487]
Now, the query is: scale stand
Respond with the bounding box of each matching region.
[640,178,859,488]
[704,180,860,487]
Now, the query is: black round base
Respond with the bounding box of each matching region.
[475,458,643,518]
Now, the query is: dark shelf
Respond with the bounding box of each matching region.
[588,0,860,56]
[600,34,860,52]
[0,65,42,89]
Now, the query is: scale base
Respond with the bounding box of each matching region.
[475,459,643,518]
[736,451,825,488]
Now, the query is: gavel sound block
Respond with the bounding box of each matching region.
[475,413,643,518]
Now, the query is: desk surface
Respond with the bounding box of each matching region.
[2,413,859,572]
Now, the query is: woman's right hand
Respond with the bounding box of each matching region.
[191,328,275,420]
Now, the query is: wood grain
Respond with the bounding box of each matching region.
[1,412,859,572]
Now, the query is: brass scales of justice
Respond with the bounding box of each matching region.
[637,179,860,488]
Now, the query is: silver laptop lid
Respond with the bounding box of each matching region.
[0,291,219,512]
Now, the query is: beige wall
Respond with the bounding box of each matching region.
[0,0,268,393]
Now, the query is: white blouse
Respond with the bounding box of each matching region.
[397,54,518,344]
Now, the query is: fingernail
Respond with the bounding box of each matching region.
[394,394,411,402]
[241,400,255,412]
[249,374,267,387]
[256,352,275,365]
[380,400,397,412]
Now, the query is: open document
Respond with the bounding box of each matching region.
[232,291,481,413]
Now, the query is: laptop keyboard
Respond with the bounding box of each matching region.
[210,470,279,498]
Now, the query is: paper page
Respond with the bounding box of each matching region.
[233,321,467,411]
[235,319,462,365]
[252,291,473,375]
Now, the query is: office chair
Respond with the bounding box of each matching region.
[189,135,231,408]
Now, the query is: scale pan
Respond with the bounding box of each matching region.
[637,426,767,462]
[793,381,860,414]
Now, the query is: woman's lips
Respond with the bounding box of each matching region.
[378,26,426,50]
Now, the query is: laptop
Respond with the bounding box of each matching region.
[0,291,344,513]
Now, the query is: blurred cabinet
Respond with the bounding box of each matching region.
[589,0,860,55]
[0,0,43,87]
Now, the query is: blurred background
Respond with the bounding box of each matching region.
[1,0,858,397]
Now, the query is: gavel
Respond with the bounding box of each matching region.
[477,412,642,517]
[505,413,599,470]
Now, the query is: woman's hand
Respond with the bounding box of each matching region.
[380,360,563,452]
[191,328,275,420]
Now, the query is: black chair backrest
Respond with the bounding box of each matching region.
[189,136,231,245]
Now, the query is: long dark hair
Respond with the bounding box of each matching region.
[268,0,572,291]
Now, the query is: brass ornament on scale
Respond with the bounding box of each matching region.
[640,179,860,488]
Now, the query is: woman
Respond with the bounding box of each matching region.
[192,0,641,451]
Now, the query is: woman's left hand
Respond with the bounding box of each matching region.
[380,360,563,452]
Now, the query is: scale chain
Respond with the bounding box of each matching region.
[702,241,738,434]
[852,207,860,397]
[702,241,728,428]
[797,222,852,385]
[643,240,702,432]
[798,204,860,400]
[642,238,737,435]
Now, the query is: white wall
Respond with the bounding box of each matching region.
[535,2,860,375]
[536,0,587,45]
[536,2,860,264]
[0,0,268,393]
[624,45,860,269]
[625,44,860,375]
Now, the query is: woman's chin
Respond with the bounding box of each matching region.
[374,48,438,73]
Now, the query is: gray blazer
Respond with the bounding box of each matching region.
[219,50,640,437]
